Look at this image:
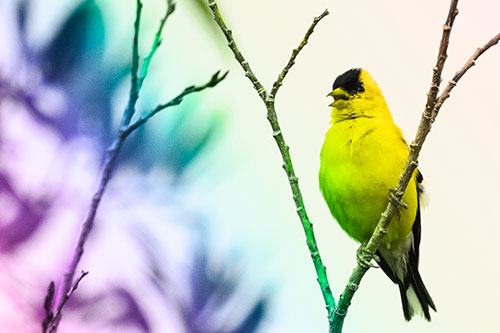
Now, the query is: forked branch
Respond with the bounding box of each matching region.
[207,0,335,325]
[331,1,500,331]
[42,1,227,331]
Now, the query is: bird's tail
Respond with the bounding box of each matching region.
[400,262,436,321]
[377,244,436,321]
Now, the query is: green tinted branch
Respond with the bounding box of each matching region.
[122,0,143,126]
[137,0,176,91]
[270,9,329,98]
[125,70,228,135]
[207,0,335,327]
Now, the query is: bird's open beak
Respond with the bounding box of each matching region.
[327,88,349,106]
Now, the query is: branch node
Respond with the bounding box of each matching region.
[334,305,348,317]
[347,282,359,292]
[389,189,408,209]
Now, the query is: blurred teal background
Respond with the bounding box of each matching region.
[0,0,499,332]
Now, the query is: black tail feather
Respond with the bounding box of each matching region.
[377,251,412,321]
[377,248,435,321]
[407,263,435,321]
[397,280,412,321]
[408,185,436,318]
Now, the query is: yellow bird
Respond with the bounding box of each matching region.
[319,68,436,321]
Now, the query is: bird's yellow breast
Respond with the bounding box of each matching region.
[319,117,418,249]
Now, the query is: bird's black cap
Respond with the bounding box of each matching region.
[332,68,365,95]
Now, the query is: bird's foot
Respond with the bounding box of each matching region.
[356,246,380,269]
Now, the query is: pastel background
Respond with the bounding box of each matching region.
[0,0,499,332]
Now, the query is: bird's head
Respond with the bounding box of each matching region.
[327,68,386,110]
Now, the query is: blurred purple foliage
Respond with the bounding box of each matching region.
[13,0,126,143]
[0,0,269,332]
[66,287,151,332]
[138,229,269,333]
[0,171,51,252]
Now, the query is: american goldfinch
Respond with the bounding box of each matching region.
[319,68,436,321]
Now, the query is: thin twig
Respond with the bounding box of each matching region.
[59,134,125,300]
[207,0,335,322]
[331,1,500,331]
[43,1,227,331]
[125,70,228,135]
[46,271,88,333]
[207,1,267,101]
[432,32,500,121]
[270,9,329,98]
[122,0,143,127]
[58,0,178,303]
[425,0,459,116]
[137,0,176,91]
[123,0,176,127]
[41,282,55,332]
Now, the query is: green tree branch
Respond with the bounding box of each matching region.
[207,0,335,325]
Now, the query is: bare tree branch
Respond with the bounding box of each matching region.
[432,32,500,121]
[425,0,459,114]
[270,9,329,98]
[42,1,226,331]
[207,0,336,324]
[123,0,176,128]
[41,282,55,332]
[137,0,176,92]
[122,0,144,127]
[207,1,267,101]
[125,70,228,135]
[46,271,89,333]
